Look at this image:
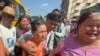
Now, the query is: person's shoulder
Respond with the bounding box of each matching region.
[0,24,2,26]
[64,35,75,43]
[61,22,64,25]
[0,24,5,30]
[23,31,32,36]
[0,24,3,27]
[64,35,74,39]
[26,39,33,44]
[11,25,16,28]
[11,26,16,31]
[15,26,19,29]
[21,30,32,40]
[26,39,36,47]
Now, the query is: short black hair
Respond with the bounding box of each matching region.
[77,10,100,29]
[31,19,45,33]
[52,9,60,13]
[46,13,63,22]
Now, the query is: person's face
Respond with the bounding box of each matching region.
[20,18,30,28]
[46,19,59,32]
[0,1,5,7]
[78,16,100,42]
[33,24,47,42]
[2,13,14,26]
[72,23,77,29]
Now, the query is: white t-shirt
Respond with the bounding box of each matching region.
[0,24,16,55]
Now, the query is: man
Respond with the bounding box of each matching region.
[19,13,63,55]
[51,9,65,39]
[0,6,16,56]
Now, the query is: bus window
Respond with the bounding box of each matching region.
[14,3,19,19]
[19,5,25,16]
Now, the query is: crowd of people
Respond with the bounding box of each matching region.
[0,2,100,56]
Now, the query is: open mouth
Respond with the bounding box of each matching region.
[85,33,98,40]
[86,32,97,37]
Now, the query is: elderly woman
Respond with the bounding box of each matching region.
[22,19,47,56]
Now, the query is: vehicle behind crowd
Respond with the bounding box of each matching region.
[0,0,25,26]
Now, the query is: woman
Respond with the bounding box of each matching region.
[15,15,31,56]
[15,15,31,35]
[23,19,47,56]
[55,10,100,56]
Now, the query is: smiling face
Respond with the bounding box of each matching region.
[46,19,59,32]
[2,13,14,27]
[20,18,30,29]
[78,15,100,43]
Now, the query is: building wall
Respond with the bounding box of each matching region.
[61,0,69,18]
[61,0,100,20]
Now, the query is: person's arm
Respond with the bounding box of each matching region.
[48,39,64,56]
[0,37,6,56]
[15,38,20,46]
[54,23,65,38]
[19,31,32,47]
[15,27,21,46]
[19,36,28,51]
[4,47,9,56]
[19,31,36,55]
[0,27,9,56]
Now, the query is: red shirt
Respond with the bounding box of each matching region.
[22,28,27,34]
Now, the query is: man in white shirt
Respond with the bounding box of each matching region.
[0,6,16,56]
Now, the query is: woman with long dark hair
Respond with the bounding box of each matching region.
[15,15,31,56]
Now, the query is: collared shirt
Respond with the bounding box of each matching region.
[44,31,54,53]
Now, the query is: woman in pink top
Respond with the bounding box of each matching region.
[54,9,100,56]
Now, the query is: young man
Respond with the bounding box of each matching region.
[19,13,63,56]
[0,6,16,56]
